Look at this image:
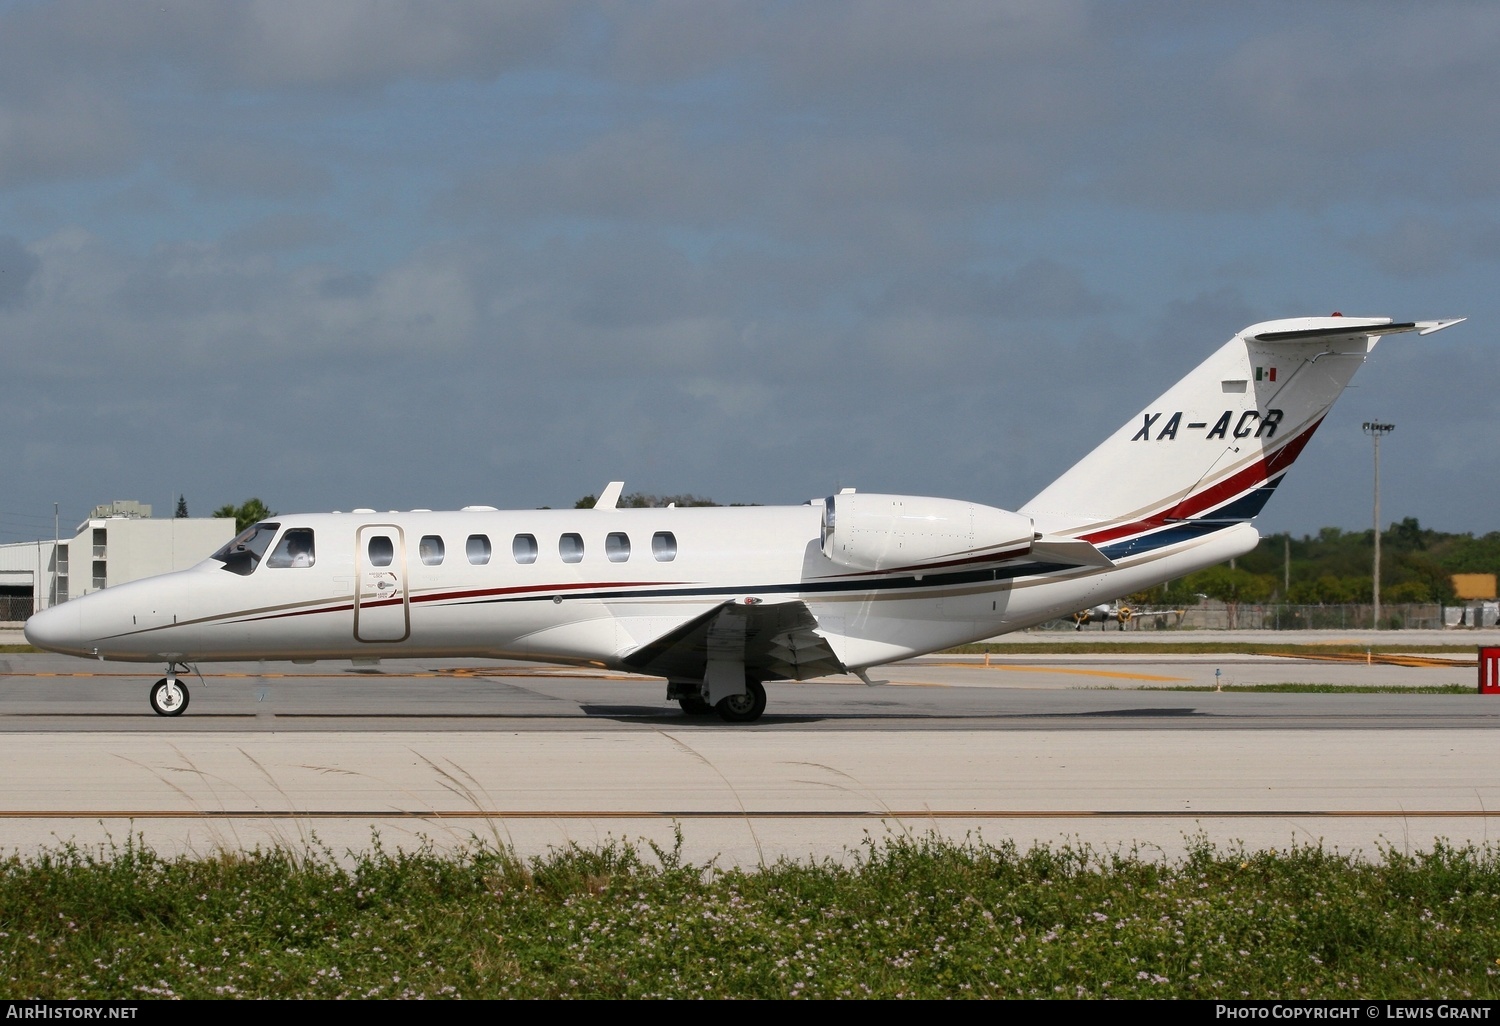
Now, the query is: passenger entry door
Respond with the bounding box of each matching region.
[354,525,410,643]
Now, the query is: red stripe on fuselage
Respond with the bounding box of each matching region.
[1080,416,1324,546]
[233,580,682,624]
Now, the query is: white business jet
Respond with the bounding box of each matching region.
[25,315,1462,721]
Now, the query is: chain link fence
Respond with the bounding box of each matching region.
[1045,602,1486,631]
[0,594,34,623]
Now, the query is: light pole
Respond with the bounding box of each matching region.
[1362,421,1394,628]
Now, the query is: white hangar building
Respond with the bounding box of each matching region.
[0,501,236,625]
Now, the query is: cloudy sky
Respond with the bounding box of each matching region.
[1,1,1495,545]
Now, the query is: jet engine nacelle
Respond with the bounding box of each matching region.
[821,492,1035,572]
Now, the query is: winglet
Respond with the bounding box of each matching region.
[594,481,625,509]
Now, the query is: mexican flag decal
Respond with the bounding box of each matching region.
[1255,366,1277,382]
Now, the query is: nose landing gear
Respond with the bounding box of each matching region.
[149,665,191,716]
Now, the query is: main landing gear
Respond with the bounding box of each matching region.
[149,664,191,717]
[714,679,766,723]
[668,679,768,723]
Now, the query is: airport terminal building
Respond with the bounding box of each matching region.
[0,501,235,624]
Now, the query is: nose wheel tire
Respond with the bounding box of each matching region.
[715,680,766,723]
[149,678,189,717]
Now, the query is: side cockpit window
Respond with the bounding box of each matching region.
[211,522,281,576]
[266,528,316,568]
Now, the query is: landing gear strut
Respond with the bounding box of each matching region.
[149,665,190,717]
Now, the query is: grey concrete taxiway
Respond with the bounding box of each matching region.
[1,636,1497,866]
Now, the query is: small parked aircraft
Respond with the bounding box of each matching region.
[25,315,1462,721]
[1072,603,1130,630]
[1069,602,1186,630]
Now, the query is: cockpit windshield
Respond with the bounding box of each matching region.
[210,522,282,576]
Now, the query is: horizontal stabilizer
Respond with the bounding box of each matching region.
[1250,317,1465,346]
[1030,535,1115,569]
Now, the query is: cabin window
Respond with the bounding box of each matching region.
[513,534,538,564]
[211,522,281,576]
[419,535,445,566]
[367,536,395,567]
[606,532,630,562]
[652,531,677,562]
[267,528,316,568]
[467,534,491,565]
[559,533,584,563]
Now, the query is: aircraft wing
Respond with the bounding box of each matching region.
[622,600,847,682]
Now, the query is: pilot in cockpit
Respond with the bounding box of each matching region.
[287,536,314,567]
[268,529,316,569]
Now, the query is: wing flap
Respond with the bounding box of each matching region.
[622,600,846,682]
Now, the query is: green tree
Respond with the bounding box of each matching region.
[174,496,189,518]
[574,492,722,509]
[213,498,276,533]
[1186,565,1274,629]
[1383,580,1432,603]
[1290,575,1357,604]
[1387,516,1430,552]
[1246,522,1493,604]
[1133,579,1202,607]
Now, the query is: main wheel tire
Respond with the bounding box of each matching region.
[678,695,713,715]
[149,678,189,717]
[715,679,767,723]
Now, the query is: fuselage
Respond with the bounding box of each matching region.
[23,502,1258,674]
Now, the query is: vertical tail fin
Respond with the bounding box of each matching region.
[1019,316,1463,555]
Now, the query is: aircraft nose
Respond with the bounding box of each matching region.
[24,602,85,655]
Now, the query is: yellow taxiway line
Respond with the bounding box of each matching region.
[923,661,1190,682]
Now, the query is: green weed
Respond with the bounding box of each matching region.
[2,832,1498,999]
[1131,683,1475,694]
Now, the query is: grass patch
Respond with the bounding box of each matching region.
[2,832,1499,999]
[948,642,1482,656]
[1125,683,1476,695]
